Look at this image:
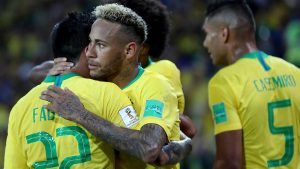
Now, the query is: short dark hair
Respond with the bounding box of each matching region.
[50,12,95,63]
[99,0,170,58]
[205,0,256,33]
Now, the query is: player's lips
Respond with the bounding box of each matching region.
[87,62,98,70]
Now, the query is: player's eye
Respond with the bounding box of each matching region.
[97,42,105,48]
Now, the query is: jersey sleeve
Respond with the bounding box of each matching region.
[98,83,139,129]
[177,89,185,113]
[137,77,179,141]
[208,73,242,135]
[164,61,185,113]
[4,105,28,169]
[148,60,185,113]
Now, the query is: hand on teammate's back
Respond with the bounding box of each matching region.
[40,85,84,122]
[48,57,73,76]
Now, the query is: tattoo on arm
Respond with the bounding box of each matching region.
[42,86,168,162]
[162,136,192,165]
[78,111,167,162]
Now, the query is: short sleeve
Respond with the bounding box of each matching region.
[99,83,139,129]
[208,74,242,135]
[4,106,28,169]
[136,78,180,141]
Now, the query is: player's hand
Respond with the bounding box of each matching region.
[161,138,192,165]
[180,114,197,138]
[40,85,84,122]
[152,149,169,166]
[48,57,74,76]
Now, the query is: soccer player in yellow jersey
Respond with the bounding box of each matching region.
[4,12,138,169]
[100,0,196,138]
[203,0,300,169]
[41,3,185,169]
[30,0,194,166]
[29,0,196,139]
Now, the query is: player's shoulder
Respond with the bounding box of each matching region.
[269,55,299,70]
[70,76,121,90]
[138,69,173,90]
[143,69,169,82]
[63,77,124,101]
[209,65,235,85]
[155,60,179,69]
[155,60,180,73]
[24,82,49,99]
[10,83,48,113]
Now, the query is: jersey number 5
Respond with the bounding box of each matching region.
[26,126,91,169]
[268,99,294,167]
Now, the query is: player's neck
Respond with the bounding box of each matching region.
[64,62,90,78]
[229,41,258,64]
[110,65,140,89]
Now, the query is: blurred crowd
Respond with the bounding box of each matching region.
[0,0,299,168]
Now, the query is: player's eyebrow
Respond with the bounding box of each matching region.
[94,39,108,44]
[89,36,107,44]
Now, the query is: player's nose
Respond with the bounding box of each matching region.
[86,42,96,59]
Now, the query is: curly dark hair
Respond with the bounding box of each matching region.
[50,12,96,63]
[99,0,170,58]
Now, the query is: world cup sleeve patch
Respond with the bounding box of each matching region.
[212,102,227,124]
[144,100,164,118]
[119,106,139,128]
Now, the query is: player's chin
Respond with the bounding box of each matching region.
[89,71,99,79]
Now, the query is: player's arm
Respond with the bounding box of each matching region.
[28,60,54,84]
[180,113,197,138]
[213,130,243,169]
[155,131,192,165]
[28,58,73,84]
[208,75,243,169]
[40,85,167,163]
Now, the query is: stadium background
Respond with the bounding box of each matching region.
[0,0,299,168]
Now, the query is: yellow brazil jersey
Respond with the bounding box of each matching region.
[116,67,180,169]
[208,51,300,169]
[4,73,138,169]
[146,59,185,113]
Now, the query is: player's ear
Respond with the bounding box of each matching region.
[221,26,229,43]
[124,42,137,59]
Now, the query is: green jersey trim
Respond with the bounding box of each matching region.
[240,51,267,59]
[240,51,271,71]
[148,56,154,65]
[43,73,79,87]
[122,66,144,90]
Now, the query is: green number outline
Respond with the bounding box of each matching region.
[267,99,294,167]
[26,126,91,169]
[57,126,91,169]
[26,132,59,169]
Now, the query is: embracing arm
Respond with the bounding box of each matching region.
[28,60,54,84]
[155,113,197,165]
[77,111,167,163]
[40,85,167,163]
[156,131,192,165]
[213,130,243,169]
[28,58,73,84]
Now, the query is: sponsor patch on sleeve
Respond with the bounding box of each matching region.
[212,102,227,124]
[119,106,139,128]
[143,100,164,118]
